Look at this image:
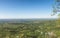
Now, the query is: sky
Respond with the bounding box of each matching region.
[0,0,57,19]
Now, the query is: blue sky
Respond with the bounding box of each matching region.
[0,0,57,19]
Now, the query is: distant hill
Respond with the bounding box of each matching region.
[0,18,56,23]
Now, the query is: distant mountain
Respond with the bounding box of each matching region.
[0,18,56,23]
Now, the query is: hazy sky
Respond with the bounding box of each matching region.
[0,0,57,19]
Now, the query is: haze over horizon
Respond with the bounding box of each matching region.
[0,0,57,19]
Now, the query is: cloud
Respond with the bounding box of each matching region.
[0,13,57,19]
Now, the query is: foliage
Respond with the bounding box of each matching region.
[0,19,59,38]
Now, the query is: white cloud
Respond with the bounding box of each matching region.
[0,13,57,19]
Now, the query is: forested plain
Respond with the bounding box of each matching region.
[0,19,60,38]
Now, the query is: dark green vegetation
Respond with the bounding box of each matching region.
[0,19,60,38]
